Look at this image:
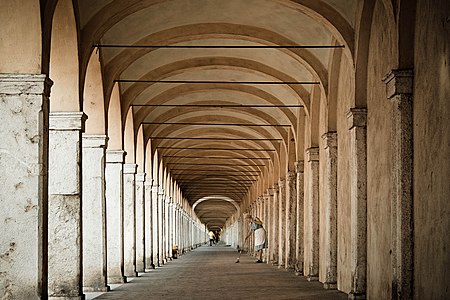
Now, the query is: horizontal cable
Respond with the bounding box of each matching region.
[145,122,290,127]
[151,137,281,141]
[116,79,318,85]
[158,146,275,151]
[95,44,345,49]
[164,155,270,160]
[133,104,303,108]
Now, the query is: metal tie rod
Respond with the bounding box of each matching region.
[151,137,281,141]
[164,155,271,160]
[95,44,344,49]
[145,122,290,127]
[166,162,266,167]
[157,146,275,151]
[116,79,318,85]
[133,104,303,107]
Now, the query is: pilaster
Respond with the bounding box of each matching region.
[135,172,146,273]
[383,69,414,300]
[295,160,305,275]
[321,132,338,289]
[48,111,87,299]
[82,134,109,292]
[278,179,286,268]
[346,108,367,299]
[105,150,127,284]
[285,170,297,269]
[0,74,51,299]
[305,147,319,281]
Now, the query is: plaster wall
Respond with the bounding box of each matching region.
[336,53,353,293]
[365,2,395,298]
[413,0,450,298]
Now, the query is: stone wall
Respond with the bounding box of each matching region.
[413,0,450,299]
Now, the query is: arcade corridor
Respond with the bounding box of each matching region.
[1,0,449,299]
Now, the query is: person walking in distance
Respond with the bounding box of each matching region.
[244,216,268,263]
[208,230,215,246]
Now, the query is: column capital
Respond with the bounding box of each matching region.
[346,108,367,130]
[295,160,304,173]
[82,134,108,148]
[382,69,413,99]
[0,74,52,96]
[272,183,279,192]
[144,178,154,187]
[106,150,126,163]
[123,163,137,174]
[49,112,88,131]
[278,178,286,188]
[136,172,146,182]
[306,147,319,162]
[322,132,338,149]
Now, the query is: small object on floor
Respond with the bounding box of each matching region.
[235,258,240,263]
[256,259,263,263]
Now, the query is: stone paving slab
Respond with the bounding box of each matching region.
[89,245,347,300]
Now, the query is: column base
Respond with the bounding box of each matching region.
[107,276,127,284]
[348,292,366,300]
[49,296,85,300]
[277,264,285,269]
[124,272,138,278]
[306,275,319,281]
[323,282,337,289]
[83,285,110,292]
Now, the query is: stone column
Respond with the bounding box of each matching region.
[271,184,279,264]
[48,112,87,299]
[263,192,269,263]
[151,184,160,266]
[144,179,155,269]
[346,108,367,299]
[285,171,297,269]
[123,163,137,277]
[267,188,273,263]
[0,74,50,299]
[105,150,127,283]
[135,172,146,273]
[321,133,338,289]
[305,147,319,281]
[158,188,165,264]
[82,135,109,292]
[384,69,414,300]
[295,161,305,275]
[278,179,286,268]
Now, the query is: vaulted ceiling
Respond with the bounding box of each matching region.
[77,0,355,230]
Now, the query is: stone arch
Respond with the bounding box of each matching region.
[107,83,123,150]
[49,0,80,112]
[123,108,135,163]
[136,125,145,172]
[83,49,106,134]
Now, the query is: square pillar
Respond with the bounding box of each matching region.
[151,185,160,266]
[271,184,279,264]
[123,163,137,277]
[305,147,319,281]
[346,108,368,299]
[135,172,146,273]
[295,161,305,275]
[144,180,155,270]
[321,132,338,289]
[285,171,297,269]
[0,74,50,299]
[157,188,165,265]
[82,135,109,292]
[278,179,286,268]
[384,69,414,300]
[105,150,127,284]
[48,112,87,299]
[266,188,274,263]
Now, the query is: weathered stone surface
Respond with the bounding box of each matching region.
[144,180,155,269]
[305,147,319,280]
[270,184,279,264]
[285,170,297,269]
[105,150,126,284]
[48,112,86,299]
[295,161,305,275]
[278,179,286,268]
[82,134,109,292]
[123,163,137,277]
[135,172,146,273]
[0,74,50,300]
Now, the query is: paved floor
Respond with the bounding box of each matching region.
[88,245,347,300]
